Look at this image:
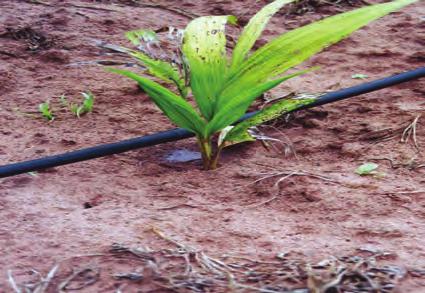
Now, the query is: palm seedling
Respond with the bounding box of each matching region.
[109,0,416,170]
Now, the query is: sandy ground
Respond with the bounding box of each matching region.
[0,0,424,292]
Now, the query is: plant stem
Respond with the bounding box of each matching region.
[210,145,224,170]
[198,137,213,170]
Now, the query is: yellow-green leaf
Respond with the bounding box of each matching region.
[225,0,417,94]
[222,97,316,146]
[230,0,295,71]
[125,29,157,46]
[109,68,206,136]
[182,15,237,120]
[128,49,188,98]
[207,69,311,136]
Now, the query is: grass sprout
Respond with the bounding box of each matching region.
[38,101,54,121]
[70,92,95,118]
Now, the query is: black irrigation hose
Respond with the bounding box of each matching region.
[1,66,424,178]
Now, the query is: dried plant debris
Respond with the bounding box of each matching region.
[401,114,421,151]
[8,228,425,292]
[368,156,425,170]
[58,267,100,291]
[359,114,422,148]
[8,264,59,293]
[95,26,185,69]
[0,26,53,51]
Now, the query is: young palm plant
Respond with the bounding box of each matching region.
[109,0,416,170]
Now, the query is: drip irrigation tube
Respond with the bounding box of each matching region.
[1,67,424,178]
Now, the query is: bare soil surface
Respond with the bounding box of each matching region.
[0,0,424,292]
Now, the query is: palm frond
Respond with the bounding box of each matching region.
[108,68,206,136]
[230,0,295,72]
[127,49,188,98]
[225,0,416,94]
[222,97,316,146]
[182,15,237,120]
[206,69,312,136]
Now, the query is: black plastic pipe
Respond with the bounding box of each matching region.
[1,67,424,178]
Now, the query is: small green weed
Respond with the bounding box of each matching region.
[38,101,54,121]
[355,162,386,178]
[352,73,369,79]
[355,162,379,176]
[70,92,95,118]
[37,92,95,121]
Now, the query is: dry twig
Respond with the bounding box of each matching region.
[368,157,425,170]
[156,203,200,210]
[244,169,344,207]
[253,170,342,186]
[34,265,59,293]
[58,267,99,292]
[401,114,421,150]
[7,270,21,293]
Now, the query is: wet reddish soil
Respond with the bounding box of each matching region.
[0,0,424,292]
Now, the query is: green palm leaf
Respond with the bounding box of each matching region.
[230,0,295,71]
[101,40,187,97]
[182,15,237,120]
[127,49,188,98]
[108,68,206,136]
[225,0,417,94]
[222,97,316,146]
[206,69,312,136]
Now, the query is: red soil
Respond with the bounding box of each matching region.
[0,0,424,291]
